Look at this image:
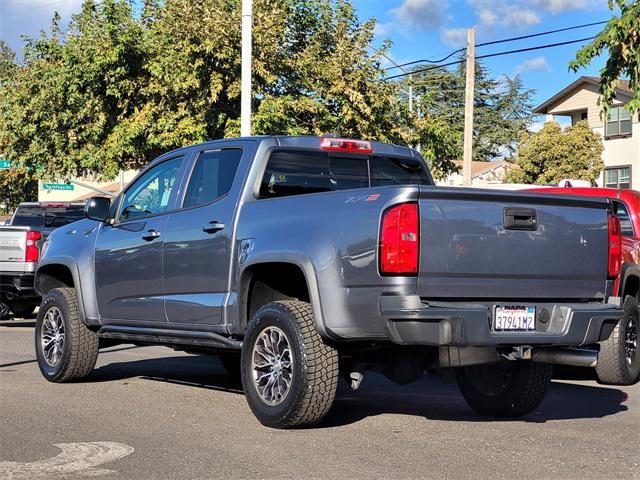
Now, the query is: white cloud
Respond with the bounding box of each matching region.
[502,8,542,27]
[390,0,450,32]
[534,0,604,14]
[466,0,606,32]
[478,10,497,27]
[1,0,84,54]
[440,27,468,47]
[515,56,551,73]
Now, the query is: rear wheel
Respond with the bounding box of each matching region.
[241,301,339,428]
[596,295,639,385]
[9,301,38,318]
[35,288,99,382]
[0,301,9,320]
[457,360,552,417]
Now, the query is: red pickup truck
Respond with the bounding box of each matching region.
[527,187,639,385]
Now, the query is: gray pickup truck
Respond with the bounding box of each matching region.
[34,136,623,428]
[0,202,84,319]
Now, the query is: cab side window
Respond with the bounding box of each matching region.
[613,201,634,237]
[118,156,184,221]
[183,149,242,208]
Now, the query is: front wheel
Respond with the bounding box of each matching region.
[596,295,639,385]
[35,288,99,382]
[241,301,339,428]
[457,360,552,417]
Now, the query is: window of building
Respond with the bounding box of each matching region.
[605,166,631,190]
[183,149,242,208]
[606,106,632,137]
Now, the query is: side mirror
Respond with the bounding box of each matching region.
[84,197,111,222]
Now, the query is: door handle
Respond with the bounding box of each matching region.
[504,208,538,231]
[202,221,225,234]
[141,229,161,241]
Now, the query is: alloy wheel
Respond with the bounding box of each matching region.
[251,326,293,406]
[41,306,65,367]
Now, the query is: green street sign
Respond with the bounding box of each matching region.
[0,160,11,169]
[41,183,74,191]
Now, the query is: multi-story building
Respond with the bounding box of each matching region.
[534,76,639,190]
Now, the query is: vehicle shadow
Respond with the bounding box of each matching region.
[87,353,244,394]
[320,373,630,427]
[0,320,36,328]
[84,353,629,425]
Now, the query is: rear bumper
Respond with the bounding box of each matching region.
[0,271,38,298]
[381,296,623,347]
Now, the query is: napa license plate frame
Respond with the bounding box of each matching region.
[493,305,536,332]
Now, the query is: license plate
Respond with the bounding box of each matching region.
[494,305,536,331]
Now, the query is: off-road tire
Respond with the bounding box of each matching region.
[241,301,339,428]
[596,295,639,385]
[457,360,552,417]
[219,351,241,378]
[35,288,99,382]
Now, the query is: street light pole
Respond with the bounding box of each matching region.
[240,0,252,137]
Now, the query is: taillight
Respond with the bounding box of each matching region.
[608,213,622,278]
[380,203,419,275]
[319,137,372,153]
[25,230,42,263]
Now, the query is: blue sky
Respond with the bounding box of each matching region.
[355,0,611,112]
[1,0,612,115]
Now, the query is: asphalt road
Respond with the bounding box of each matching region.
[1,320,638,480]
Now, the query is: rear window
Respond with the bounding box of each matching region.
[12,206,84,228]
[259,150,431,199]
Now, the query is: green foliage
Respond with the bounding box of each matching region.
[0,0,462,182]
[0,168,38,214]
[402,60,535,162]
[570,0,640,115]
[507,121,604,185]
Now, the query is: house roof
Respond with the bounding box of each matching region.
[452,160,513,178]
[534,76,633,114]
[73,182,124,201]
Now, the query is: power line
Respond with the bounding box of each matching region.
[2,0,73,16]
[386,36,596,80]
[476,20,607,47]
[385,19,606,72]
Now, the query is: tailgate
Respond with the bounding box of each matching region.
[0,227,31,272]
[417,187,610,300]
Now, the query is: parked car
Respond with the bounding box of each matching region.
[0,202,85,319]
[33,136,622,428]
[527,187,639,385]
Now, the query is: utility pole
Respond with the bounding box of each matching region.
[463,27,475,187]
[240,0,252,137]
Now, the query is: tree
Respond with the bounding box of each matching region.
[570,0,640,115]
[507,121,604,185]
[0,41,15,85]
[0,0,462,182]
[403,60,535,161]
[0,168,38,215]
